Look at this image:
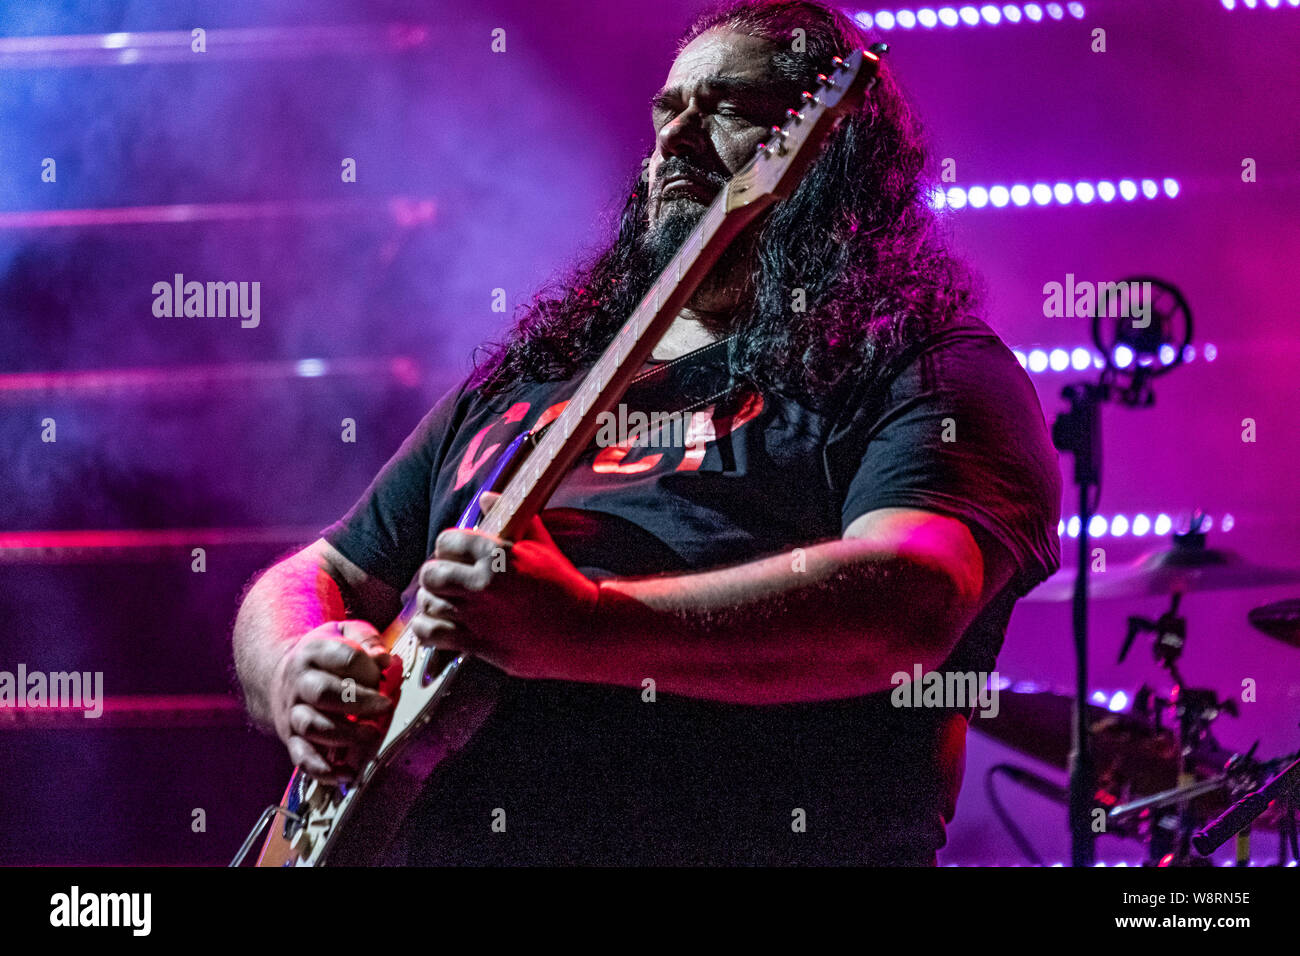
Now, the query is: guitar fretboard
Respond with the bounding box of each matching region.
[478,192,749,541]
[475,47,881,541]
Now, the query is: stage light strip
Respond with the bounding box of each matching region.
[0,357,425,397]
[0,694,245,729]
[1056,512,1236,539]
[854,3,1085,30]
[0,197,436,230]
[1221,0,1300,10]
[0,527,327,564]
[1010,343,1217,374]
[932,177,1180,211]
[0,24,430,68]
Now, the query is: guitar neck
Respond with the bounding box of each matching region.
[477,47,883,542]
[479,182,773,542]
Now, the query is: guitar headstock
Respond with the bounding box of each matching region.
[724,43,887,212]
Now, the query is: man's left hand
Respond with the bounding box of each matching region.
[410,492,600,680]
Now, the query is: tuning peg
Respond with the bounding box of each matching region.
[816,73,836,88]
[830,55,844,69]
[786,108,804,122]
[800,90,819,105]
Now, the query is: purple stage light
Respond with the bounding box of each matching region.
[862,2,1081,28]
[937,175,1175,211]
[1053,512,1233,539]
[1010,343,1218,375]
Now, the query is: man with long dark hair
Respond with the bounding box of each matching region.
[234,0,1061,865]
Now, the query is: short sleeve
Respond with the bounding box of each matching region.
[827,327,1062,596]
[321,378,470,592]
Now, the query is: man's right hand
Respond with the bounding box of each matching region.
[268,620,396,784]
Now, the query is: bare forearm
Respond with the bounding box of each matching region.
[589,538,970,704]
[233,552,346,729]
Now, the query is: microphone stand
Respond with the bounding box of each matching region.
[1052,382,1106,867]
[1049,276,1190,866]
[1194,753,1300,862]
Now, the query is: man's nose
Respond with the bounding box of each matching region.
[656,100,707,161]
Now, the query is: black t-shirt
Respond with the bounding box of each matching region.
[321,316,1062,865]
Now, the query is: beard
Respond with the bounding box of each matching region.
[620,197,755,318]
[636,201,705,278]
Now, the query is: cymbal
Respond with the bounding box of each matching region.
[1026,541,1300,602]
[1248,599,1300,649]
[974,682,1250,825]
[975,681,1291,835]
[972,680,1163,772]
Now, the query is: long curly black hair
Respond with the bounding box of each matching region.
[470,0,979,407]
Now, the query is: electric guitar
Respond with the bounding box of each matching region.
[239,45,885,866]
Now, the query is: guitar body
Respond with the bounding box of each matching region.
[244,47,884,866]
[254,435,529,866]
